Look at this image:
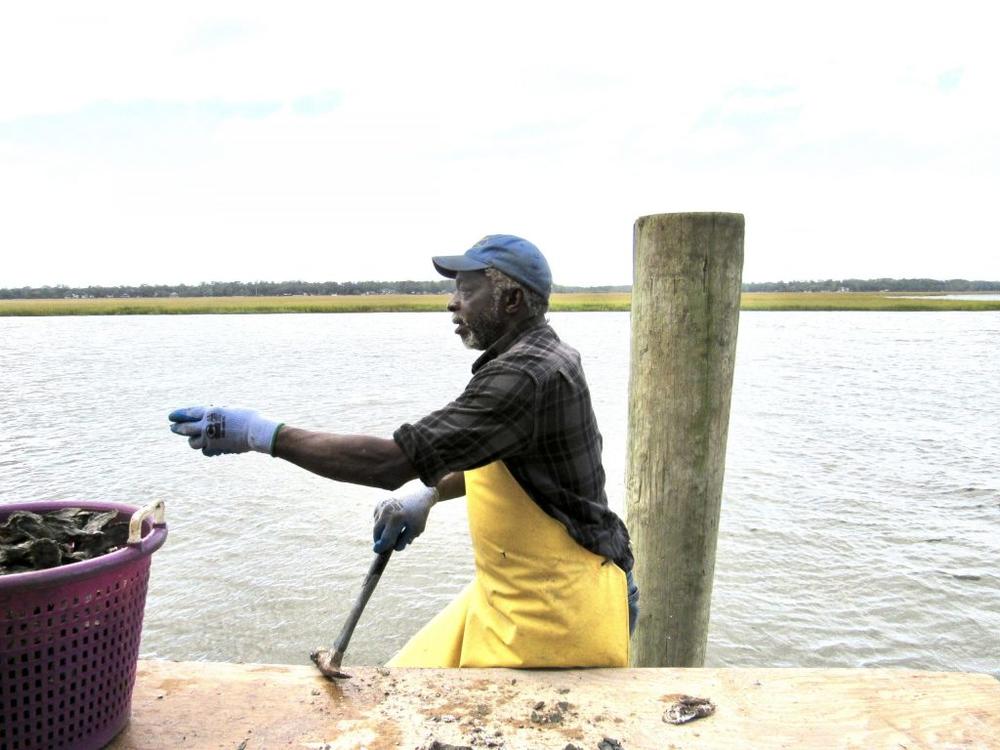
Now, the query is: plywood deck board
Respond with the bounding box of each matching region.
[105,661,1000,750]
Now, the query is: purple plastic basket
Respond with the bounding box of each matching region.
[0,500,167,750]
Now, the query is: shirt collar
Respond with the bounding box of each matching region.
[471,315,548,373]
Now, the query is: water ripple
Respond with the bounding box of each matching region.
[1,311,998,675]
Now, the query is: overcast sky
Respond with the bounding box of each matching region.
[2,1,997,288]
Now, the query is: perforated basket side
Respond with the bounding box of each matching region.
[0,496,167,750]
[1,555,151,750]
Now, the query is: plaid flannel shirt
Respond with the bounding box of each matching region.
[394,318,634,572]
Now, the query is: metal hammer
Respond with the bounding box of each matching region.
[310,549,393,680]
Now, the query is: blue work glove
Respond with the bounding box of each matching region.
[372,485,439,553]
[168,406,283,457]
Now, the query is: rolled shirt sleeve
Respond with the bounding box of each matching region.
[393,320,634,572]
[394,362,537,487]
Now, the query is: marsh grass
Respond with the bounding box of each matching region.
[740,292,1000,311]
[1,292,998,316]
[0,293,633,316]
[548,293,631,312]
[0,295,452,316]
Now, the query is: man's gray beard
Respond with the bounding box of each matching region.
[459,308,506,350]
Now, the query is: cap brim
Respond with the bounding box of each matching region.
[432,254,490,278]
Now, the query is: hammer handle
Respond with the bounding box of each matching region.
[333,549,393,654]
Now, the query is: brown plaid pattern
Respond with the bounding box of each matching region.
[394,319,634,571]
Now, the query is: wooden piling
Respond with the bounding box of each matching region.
[625,212,745,667]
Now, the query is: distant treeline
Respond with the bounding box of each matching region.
[2,278,998,300]
[0,280,632,300]
[742,278,1000,293]
[0,280,452,300]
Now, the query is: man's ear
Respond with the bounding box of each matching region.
[503,287,525,314]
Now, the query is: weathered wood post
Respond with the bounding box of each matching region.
[625,212,744,667]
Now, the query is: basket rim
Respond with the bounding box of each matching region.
[0,499,168,591]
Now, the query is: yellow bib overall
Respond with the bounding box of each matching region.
[387,460,629,668]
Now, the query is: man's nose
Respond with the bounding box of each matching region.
[447,294,459,312]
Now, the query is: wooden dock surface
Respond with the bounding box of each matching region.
[106,660,999,749]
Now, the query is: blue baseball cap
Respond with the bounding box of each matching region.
[432,234,552,299]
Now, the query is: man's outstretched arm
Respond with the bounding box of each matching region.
[273,426,417,490]
[168,405,418,491]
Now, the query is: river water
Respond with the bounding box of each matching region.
[1,311,997,676]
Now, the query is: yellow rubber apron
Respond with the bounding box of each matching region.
[387,460,629,668]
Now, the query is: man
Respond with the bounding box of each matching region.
[168,234,637,668]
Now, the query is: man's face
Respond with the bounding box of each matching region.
[448,271,506,350]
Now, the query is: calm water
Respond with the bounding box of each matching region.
[1,311,997,676]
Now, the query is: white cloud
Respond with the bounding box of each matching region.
[1,1,998,287]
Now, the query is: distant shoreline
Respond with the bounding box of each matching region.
[2,292,1000,316]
